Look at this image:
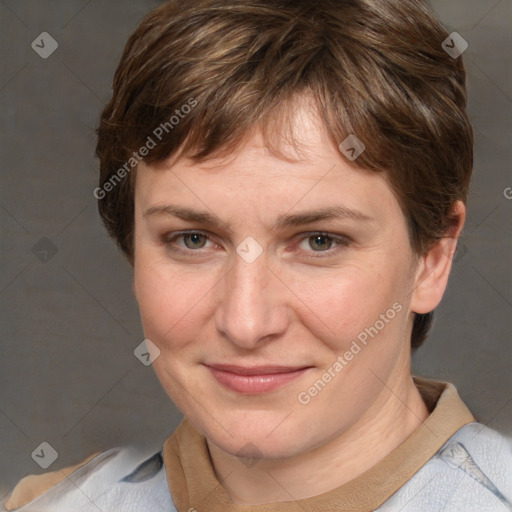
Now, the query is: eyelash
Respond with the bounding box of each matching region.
[161,230,351,258]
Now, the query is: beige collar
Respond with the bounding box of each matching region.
[5,452,102,511]
[163,376,475,512]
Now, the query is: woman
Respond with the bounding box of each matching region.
[3,0,511,510]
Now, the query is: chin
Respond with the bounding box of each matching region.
[199,410,314,460]
[212,430,306,461]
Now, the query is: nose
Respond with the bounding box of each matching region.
[214,250,289,349]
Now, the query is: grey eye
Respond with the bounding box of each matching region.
[308,234,334,251]
[183,233,208,249]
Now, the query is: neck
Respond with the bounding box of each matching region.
[206,371,429,505]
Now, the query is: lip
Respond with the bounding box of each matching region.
[205,364,313,394]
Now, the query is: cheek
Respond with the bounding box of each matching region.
[133,258,211,349]
[287,264,399,351]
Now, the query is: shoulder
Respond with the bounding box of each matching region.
[378,422,512,511]
[1,446,177,512]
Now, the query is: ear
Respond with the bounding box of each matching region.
[410,201,466,314]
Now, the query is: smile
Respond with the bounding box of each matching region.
[204,364,313,394]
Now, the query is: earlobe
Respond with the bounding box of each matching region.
[410,201,466,315]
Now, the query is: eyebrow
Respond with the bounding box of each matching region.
[143,204,374,232]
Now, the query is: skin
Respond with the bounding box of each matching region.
[132,98,465,505]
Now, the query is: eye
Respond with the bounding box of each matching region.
[296,232,350,257]
[162,231,215,255]
[180,232,209,249]
[161,230,351,259]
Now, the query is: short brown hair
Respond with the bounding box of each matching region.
[95,0,473,350]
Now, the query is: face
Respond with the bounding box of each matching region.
[133,101,422,460]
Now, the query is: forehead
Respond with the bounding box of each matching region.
[134,100,402,230]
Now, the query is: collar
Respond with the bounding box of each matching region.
[163,376,475,512]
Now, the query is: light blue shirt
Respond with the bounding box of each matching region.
[2,422,511,511]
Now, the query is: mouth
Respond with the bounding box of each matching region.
[204,364,313,394]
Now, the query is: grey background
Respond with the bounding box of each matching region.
[0,0,511,498]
